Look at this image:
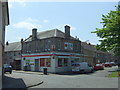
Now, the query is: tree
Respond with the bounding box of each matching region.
[92,4,120,57]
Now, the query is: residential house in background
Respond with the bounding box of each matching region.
[96,50,112,63]
[5,42,21,70]
[21,25,82,73]
[81,42,96,66]
[81,42,114,65]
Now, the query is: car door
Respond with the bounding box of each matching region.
[87,64,93,72]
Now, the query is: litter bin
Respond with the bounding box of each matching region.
[43,68,47,75]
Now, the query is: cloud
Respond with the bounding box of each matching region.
[43,20,49,23]
[26,17,39,22]
[13,22,38,30]
[9,0,27,7]
[13,18,41,30]
[17,36,22,41]
[71,26,76,30]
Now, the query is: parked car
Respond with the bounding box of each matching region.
[94,63,104,70]
[3,64,12,74]
[104,62,112,67]
[72,62,94,73]
[110,62,116,66]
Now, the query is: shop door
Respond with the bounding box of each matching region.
[35,59,39,71]
[14,60,21,70]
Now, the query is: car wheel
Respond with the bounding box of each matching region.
[91,69,94,73]
[10,71,12,74]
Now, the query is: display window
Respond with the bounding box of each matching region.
[40,58,45,67]
[46,58,51,67]
[64,59,68,66]
[58,58,62,67]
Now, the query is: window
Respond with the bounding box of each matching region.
[64,59,68,66]
[14,52,16,56]
[58,58,62,67]
[46,58,51,67]
[40,58,45,67]
[40,58,51,67]
[64,42,73,50]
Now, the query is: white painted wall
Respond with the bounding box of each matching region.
[21,52,82,73]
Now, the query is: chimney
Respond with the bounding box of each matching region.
[65,25,70,38]
[32,28,37,40]
[6,41,9,45]
[21,38,23,43]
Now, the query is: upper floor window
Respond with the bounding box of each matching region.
[64,42,73,51]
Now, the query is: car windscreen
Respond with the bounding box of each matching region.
[96,64,102,66]
[4,64,10,68]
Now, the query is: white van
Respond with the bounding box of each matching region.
[72,62,94,73]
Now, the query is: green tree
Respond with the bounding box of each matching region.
[92,4,120,57]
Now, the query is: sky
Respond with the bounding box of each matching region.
[5,0,119,45]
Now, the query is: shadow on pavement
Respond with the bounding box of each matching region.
[2,75,28,90]
[55,71,94,75]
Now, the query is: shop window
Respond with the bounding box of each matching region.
[46,58,51,67]
[40,58,45,67]
[64,59,68,66]
[58,58,62,67]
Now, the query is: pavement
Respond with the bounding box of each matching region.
[2,71,44,89]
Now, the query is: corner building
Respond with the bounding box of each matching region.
[21,25,82,73]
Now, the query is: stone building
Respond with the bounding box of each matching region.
[81,42,96,65]
[5,42,21,70]
[21,25,82,73]
[81,42,114,65]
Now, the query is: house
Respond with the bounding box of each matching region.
[81,42,96,65]
[5,42,21,70]
[81,42,114,65]
[21,25,82,73]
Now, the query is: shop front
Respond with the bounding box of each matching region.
[22,52,82,73]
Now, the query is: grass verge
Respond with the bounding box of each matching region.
[108,71,120,77]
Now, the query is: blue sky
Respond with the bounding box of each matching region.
[6,1,118,45]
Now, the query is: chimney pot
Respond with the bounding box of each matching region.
[65,25,70,38]
[32,28,37,40]
[6,41,9,45]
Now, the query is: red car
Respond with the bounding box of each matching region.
[104,62,112,67]
[94,63,104,70]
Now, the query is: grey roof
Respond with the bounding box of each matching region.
[5,42,21,52]
[81,42,96,51]
[25,29,76,42]
[81,42,110,54]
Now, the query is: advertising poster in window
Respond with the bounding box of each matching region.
[40,58,45,67]
[64,42,73,50]
[46,58,51,67]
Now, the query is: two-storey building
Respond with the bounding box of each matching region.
[21,25,82,73]
[5,42,21,70]
[81,42,114,65]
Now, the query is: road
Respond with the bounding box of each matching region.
[3,66,118,89]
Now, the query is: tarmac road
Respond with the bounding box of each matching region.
[2,66,118,89]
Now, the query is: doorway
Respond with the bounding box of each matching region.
[35,59,39,71]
